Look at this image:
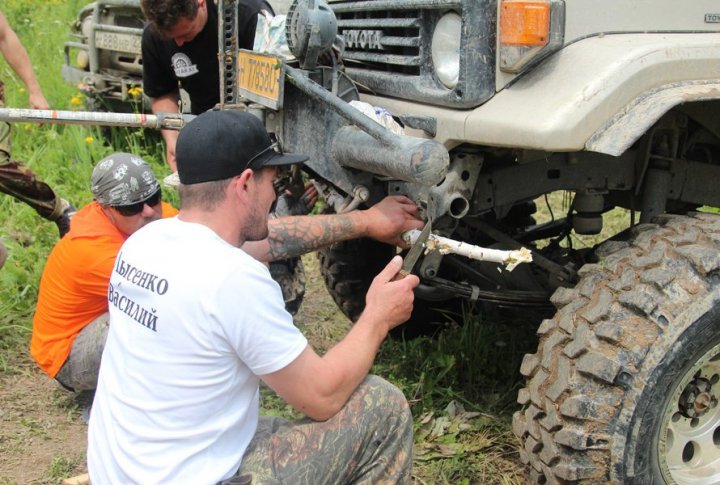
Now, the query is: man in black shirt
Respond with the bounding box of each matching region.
[141,0,272,171]
[141,0,315,315]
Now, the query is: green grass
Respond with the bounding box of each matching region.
[375,316,534,484]
[42,454,86,484]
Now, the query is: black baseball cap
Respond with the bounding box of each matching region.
[176,110,308,185]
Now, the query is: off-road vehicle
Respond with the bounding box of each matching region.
[62,0,146,112]
[61,0,720,482]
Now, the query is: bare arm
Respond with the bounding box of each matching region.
[151,93,181,171]
[0,11,48,109]
[241,195,423,262]
[261,256,419,420]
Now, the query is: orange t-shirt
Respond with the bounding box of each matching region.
[30,201,178,377]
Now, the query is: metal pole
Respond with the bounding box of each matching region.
[0,108,194,130]
[285,65,397,146]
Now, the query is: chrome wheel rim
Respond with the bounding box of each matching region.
[659,342,720,484]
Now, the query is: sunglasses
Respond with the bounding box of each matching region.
[112,188,162,216]
[247,141,279,171]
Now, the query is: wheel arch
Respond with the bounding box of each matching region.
[586,81,720,157]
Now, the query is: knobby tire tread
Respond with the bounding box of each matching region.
[513,212,720,484]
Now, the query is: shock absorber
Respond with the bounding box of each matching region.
[639,119,683,223]
[640,156,672,223]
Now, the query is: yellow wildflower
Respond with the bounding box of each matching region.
[128,86,143,98]
[85,136,94,144]
[18,87,26,94]
[70,94,83,107]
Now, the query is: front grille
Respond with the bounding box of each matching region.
[113,13,144,30]
[330,0,497,109]
[337,10,423,76]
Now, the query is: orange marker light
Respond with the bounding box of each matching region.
[500,1,550,47]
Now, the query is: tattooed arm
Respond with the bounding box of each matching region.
[241,195,423,262]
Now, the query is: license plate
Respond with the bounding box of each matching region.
[95,31,142,55]
[237,50,284,110]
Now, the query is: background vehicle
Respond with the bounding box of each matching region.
[62,0,720,482]
[62,0,146,112]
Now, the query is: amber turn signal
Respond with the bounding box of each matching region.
[500,1,550,47]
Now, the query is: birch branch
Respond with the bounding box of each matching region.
[401,229,533,271]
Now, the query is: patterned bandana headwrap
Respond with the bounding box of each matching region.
[91,153,160,206]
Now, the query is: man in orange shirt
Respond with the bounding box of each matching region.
[31,153,176,391]
[31,153,422,392]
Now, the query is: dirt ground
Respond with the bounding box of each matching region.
[0,356,88,484]
[0,255,347,484]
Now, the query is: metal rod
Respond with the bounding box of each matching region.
[285,65,396,146]
[332,0,462,13]
[94,24,144,35]
[0,108,195,131]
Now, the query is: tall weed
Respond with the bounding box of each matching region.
[375,308,537,414]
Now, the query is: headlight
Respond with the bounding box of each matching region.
[431,12,462,89]
[76,50,90,70]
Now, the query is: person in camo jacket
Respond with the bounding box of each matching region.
[0,10,73,264]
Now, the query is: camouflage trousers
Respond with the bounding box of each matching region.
[0,80,62,221]
[0,238,6,270]
[227,375,414,485]
[55,312,109,392]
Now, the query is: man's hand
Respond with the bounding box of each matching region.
[28,90,49,110]
[151,93,181,172]
[261,255,419,421]
[361,255,419,334]
[363,196,423,247]
[272,182,318,217]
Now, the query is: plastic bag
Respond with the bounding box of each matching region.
[254,11,295,60]
[349,100,405,136]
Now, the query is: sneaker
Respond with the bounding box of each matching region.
[163,171,180,188]
[55,199,77,238]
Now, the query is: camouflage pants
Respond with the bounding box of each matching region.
[228,375,414,485]
[0,80,62,221]
[55,312,109,392]
[0,238,6,270]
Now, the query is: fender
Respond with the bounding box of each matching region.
[363,33,720,156]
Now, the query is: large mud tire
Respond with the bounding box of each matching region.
[269,258,306,316]
[318,238,459,337]
[317,238,389,322]
[513,212,720,483]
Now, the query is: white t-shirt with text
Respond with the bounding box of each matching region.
[88,217,307,483]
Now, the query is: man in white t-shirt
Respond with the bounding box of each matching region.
[88,110,422,484]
